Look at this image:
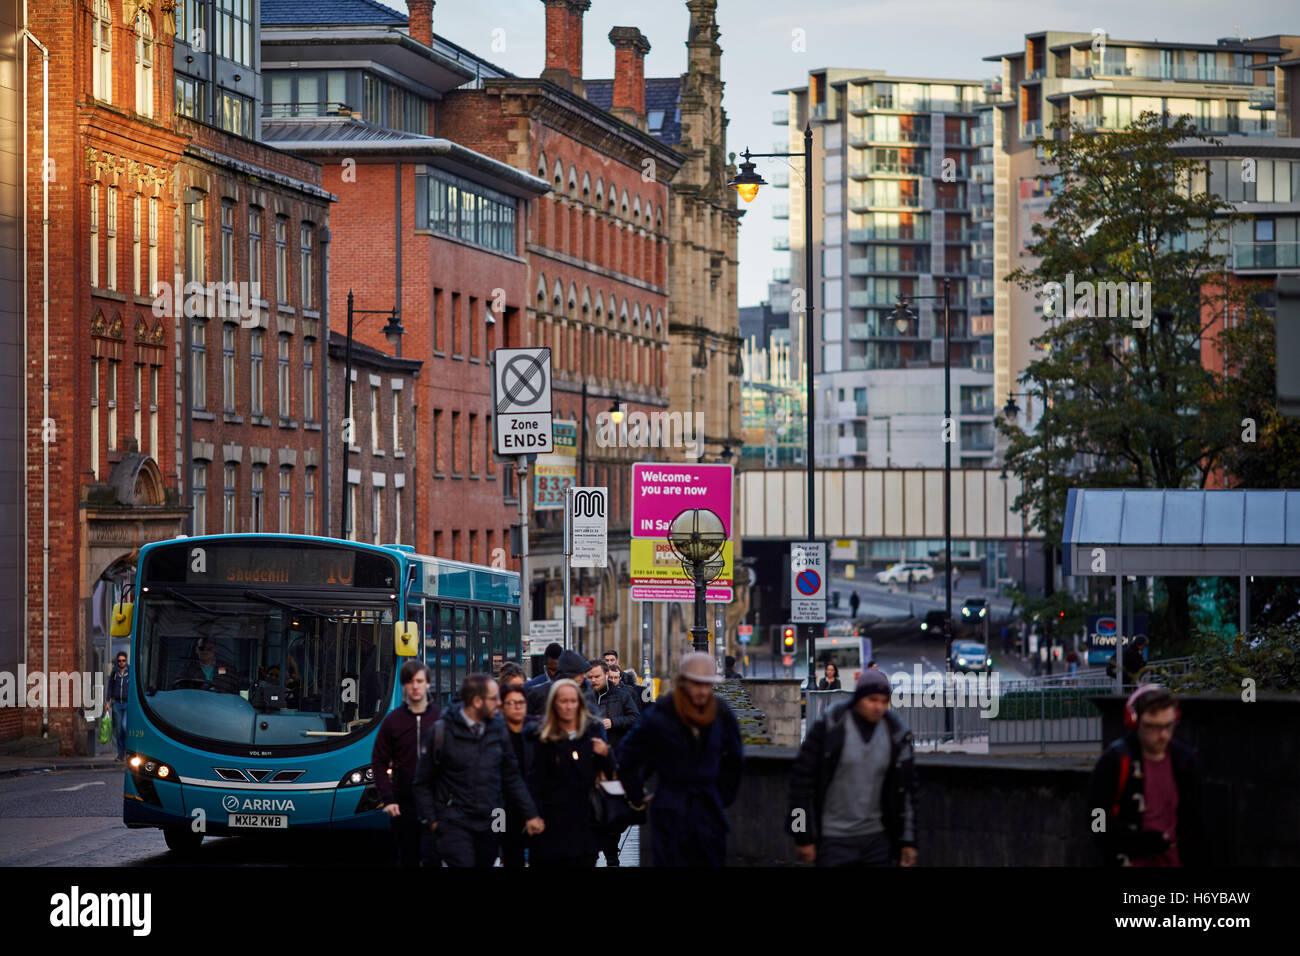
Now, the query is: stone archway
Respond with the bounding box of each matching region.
[72,448,189,755]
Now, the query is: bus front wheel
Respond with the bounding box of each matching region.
[163,825,203,856]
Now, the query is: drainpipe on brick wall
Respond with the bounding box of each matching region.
[24,23,49,735]
[321,226,331,536]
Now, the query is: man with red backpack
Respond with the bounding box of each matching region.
[1085,684,1207,866]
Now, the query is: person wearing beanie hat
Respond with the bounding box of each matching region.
[526,649,601,718]
[787,667,918,867]
[616,652,743,866]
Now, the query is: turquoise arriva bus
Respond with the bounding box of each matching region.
[116,534,519,853]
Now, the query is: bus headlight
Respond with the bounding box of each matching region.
[126,752,173,781]
[339,765,375,788]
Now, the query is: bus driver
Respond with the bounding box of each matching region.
[176,637,247,694]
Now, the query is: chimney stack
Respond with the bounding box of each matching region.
[408,0,434,47]
[541,0,589,92]
[609,28,651,129]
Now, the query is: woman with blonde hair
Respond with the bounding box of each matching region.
[525,678,614,867]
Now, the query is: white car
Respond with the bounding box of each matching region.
[875,562,934,585]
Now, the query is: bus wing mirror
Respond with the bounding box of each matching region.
[394,621,418,657]
[110,602,134,637]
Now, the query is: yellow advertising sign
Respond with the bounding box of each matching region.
[630,539,734,585]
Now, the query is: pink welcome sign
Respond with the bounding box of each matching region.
[630,463,733,540]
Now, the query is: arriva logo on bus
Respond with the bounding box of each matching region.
[223,796,296,813]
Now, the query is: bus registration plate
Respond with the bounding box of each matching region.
[228,813,288,829]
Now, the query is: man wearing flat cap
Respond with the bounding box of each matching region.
[616,652,744,866]
[787,669,919,867]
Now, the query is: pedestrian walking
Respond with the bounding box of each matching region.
[497,661,526,690]
[524,643,563,692]
[817,662,842,690]
[107,651,130,761]
[617,652,744,867]
[371,661,442,867]
[1085,685,1206,866]
[412,674,544,867]
[526,678,614,868]
[787,670,919,867]
[526,649,597,717]
[1066,647,1080,681]
[499,682,538,868]
[590,659,639,866]
[849,591,861,618]
[621,667,649,712]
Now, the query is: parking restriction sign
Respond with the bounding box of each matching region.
[492,348,553,454]
[791,542,826,623]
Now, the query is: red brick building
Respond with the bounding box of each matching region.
[13,0,192,750]
[260,0,550,567]
[438,0,683,661]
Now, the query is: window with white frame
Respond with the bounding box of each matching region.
[133,363,143,448]
[279,466,292,531]
[370,385,381,452]
[248,208,263,287]
[107,361,118,451]
[251,464,265,532]
[347,483,358,541]
[91,357,101,480]
[371,486,382,545]
[304,466,316,535]
[90,185,100,288]
[149,366,159,458]
[106,187,118,291]
[394,486,402,546]
[392,390,401,452]
[93,0,113,103]
[222,324,237,413]
[148,196,158,294]
[302,339,316,422]
[220,200,234,283]
[223,464,237,533]
[188,195,206,285]
[300,223,314,309]
[275,216,288,304]
[192,462,207,536]
[191,321,207,410]
[250,329,264,416]
[135,11,154,117]
[278,334,291,420]
[132,196,142,295]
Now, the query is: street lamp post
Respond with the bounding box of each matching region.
[730,125,819,687]
[341,290,403,539]
[890,280,955,722]
[667,509,727,653]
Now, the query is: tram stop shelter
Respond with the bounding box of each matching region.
[1063,488,1300,688]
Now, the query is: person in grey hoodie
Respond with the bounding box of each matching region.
[787,669,918,867]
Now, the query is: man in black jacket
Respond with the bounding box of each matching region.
[413,673,544,867]
[787,670,918,867]
[589,659,640,867]
[1086,685,1206,866]
[523,643,563,692]
[371,661,441,867]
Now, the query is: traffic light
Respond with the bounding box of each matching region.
[782,625,796,651]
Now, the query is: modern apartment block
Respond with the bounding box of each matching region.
[982,31,1300,432]
[776,70,996,470]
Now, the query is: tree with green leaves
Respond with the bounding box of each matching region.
[999,112,1281,641]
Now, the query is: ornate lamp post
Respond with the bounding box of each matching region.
[667,508,727,652]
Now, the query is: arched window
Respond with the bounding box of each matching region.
[93,0,113,103]
[581,286,591,316]
[621,190,630,216]
[619,299,630,326]
[552,160,564,188]
[568,164,578,194]
[535,273,548,307]
[135,10,154,118]
[567,282,578,316]
[632,303,641,327]
[632,196,641,222]
[594,178,604,205]
[593,291,604,320]
[581,172,591,201]
[536,151,547,178]
[552,279,564,308]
